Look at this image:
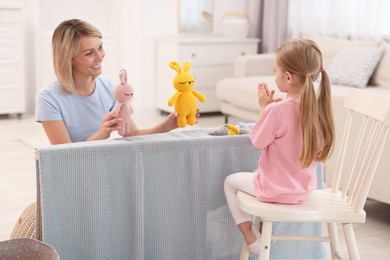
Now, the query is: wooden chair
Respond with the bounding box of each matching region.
[237,88,390,260]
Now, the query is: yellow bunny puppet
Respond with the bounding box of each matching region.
[168,61,206,127]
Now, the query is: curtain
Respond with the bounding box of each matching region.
[249,0,289,53]
[288,0,390,40]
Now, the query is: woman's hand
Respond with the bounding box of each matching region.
[91,113,123,141]
[158,109,200,133]
[160,112,179,132]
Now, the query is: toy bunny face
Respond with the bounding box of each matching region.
[114,69,134,102]
[170,61,195,92]
[173,73,194,92]
[114,83,134,102]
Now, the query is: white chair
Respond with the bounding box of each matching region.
[237,88,390,260]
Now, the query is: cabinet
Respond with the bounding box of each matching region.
[156,36,259,113]
[0,1,25,116]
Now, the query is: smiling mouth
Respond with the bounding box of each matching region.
[125,93,133,96]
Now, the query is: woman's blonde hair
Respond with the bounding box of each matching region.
[275,39,335,168]
[52,19,102,93]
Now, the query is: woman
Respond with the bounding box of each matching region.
[12,19,183,240]
[36,19,179,144]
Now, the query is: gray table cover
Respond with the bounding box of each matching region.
[35,128,325,260]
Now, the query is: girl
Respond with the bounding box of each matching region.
[224,39,335,255]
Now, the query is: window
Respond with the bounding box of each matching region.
[288,0,390,40]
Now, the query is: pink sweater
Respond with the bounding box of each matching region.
[249,99,316,204]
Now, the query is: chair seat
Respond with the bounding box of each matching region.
[237,189,366,223]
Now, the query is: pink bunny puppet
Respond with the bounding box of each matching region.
[111,69,134,136]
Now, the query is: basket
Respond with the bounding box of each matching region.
[223,12,250,38]
[10,202,36,239]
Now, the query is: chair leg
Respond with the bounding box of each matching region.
[342,223,360,260]
[239,239,250,260]
[239,216,259,260]
[327,222,343,259]
[260,221,272,260]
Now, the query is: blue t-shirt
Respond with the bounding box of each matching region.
[35,76,116,142]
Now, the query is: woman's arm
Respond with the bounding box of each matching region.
[42,120,72,145]
[42,113,123,145]
[125,112,178,136]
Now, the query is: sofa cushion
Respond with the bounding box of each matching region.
[370,42,390,88]
[327,46,385,88]
[216,76,286,112]
[306,33,383,68]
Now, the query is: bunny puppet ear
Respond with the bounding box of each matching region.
[119,69,127,84]
[182,62,191,72]
[169,61,182,73]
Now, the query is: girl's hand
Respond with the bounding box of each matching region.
[257,82,282,110]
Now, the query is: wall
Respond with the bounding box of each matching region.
[30,0,121,112]
[119,0,178,111]
[28,0,178,112]
[26,0,252,113]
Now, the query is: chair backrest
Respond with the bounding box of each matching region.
[331,88,390,212]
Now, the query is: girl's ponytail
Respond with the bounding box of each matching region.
[316,69,335,161]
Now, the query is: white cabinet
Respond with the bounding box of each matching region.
[156,36,259,113]
[0,1,25,116]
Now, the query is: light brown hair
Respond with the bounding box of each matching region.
[52,19,102,93]
[275,39,335,168]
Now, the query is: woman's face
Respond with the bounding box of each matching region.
[72,36,105,78]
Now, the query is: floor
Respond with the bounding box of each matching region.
[1,111,390,259]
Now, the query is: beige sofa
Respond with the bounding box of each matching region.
[216,34,390,205]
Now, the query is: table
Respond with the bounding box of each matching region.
[36,128,324,259]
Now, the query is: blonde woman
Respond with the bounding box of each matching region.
[36,19,179,144]
[224,39,335,255]
[12,19,182,240]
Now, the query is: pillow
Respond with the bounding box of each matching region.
[306,33,383,68]
[370,42,390,88]
[327,46,385,88]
